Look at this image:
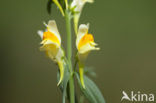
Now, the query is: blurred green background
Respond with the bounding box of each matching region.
[1,0,156,103]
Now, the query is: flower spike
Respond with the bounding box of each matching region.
[38,20,65,86]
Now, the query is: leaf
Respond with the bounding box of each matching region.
[57,63,70,103]
[75,73,97,103]
[85,76,106,103]
[75,73,106,103]
[47,0,54,14]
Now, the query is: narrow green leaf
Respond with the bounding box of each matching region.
[75,73,106,103]
[75,73,97,103]
[85,76,105,103]
[57,63,70,103]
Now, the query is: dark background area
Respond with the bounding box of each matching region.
[1,0,156,103]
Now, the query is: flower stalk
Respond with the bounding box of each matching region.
[65,10,75,103]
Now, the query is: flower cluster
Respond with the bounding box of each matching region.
[38,0,99,88]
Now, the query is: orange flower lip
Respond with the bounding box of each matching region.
[43,31,60,46]
[76,24,100,54]
[78,33,94,50]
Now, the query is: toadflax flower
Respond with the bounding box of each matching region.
[71,0,94,33]
[38,20,65,86]
[76,24,99,88]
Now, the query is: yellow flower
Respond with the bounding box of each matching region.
[76,24,99,54]
[38,20,64,86]
[71,0,94,33]
[71,0,94,12]
[76,24,99,88]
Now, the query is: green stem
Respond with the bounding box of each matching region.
[65,10,75,103]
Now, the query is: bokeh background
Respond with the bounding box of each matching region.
[1,0,156,103]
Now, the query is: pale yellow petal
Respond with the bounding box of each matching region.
[47,20,61,44]
[55,48,64,62]
[37,30,43,39]
[71,0,94,12]
[83,0,94,3]
[40,39,59,47]
[76,24,89,48]
[79,43,100,54]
